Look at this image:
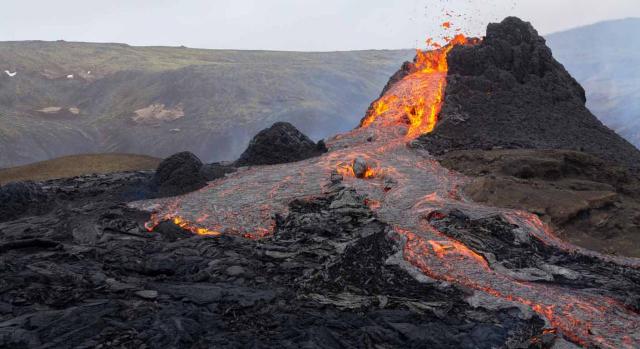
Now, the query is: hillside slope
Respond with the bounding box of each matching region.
[0,41,413,168]
[546,18,640,147]
[0,153,159,183]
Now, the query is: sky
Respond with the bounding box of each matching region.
[0,0,638,51]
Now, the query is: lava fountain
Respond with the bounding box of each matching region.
[131,34,640,348]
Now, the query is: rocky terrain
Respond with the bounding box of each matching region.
[1,17,639,349]
[1,116,637,348]
[410,17,640,258]
[438,149,640,257]
[0,42,413,168]
[0,124,554,347]
[0,171,552,349]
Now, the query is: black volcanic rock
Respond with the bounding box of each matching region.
[235,122,327,166]
[199,162,236,181]
[154,151,207,196]
[415,17,640,170]
[0,181,49,222]
[0,176,551,348]
[427,208,640,310]
[437,148,640,257]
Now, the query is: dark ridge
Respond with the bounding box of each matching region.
[153,151,207,196]
[235,122,327,166]
[414,16,640,171]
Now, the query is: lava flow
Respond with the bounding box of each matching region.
[131,35,640,348]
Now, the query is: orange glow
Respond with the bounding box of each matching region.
[335,161,377,179]
[442,21,452,29]
[360,34,471,138]
[172,216,221,236]
[363,167,377,179]
[427,239,489,269]
[415,34,468,73]
[145,212,221,236]
[397,227,635,349]
[336,162,355,177]
[361,95,398,128]
[134,23,640,347]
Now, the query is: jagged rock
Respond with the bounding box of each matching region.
[316,139,328,153]
[2,17,639,348]
[0,181,49,222]
[0,177,551,348]
[428,209,640,311]
[153,151,207,196]
[135,290,158,299]
[3,155,638,348]
[438,148,640,257]
[225,265,245,276]
[414,17,640,171]
[352,156,368,178]
[235,122,327,166]
[199,162,236,181]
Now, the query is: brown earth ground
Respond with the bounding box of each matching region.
[439,149,640,258]
[0,153,160,183]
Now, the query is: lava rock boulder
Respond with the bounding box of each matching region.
[235,122,328,166]
[153,151,207,196]
[352,157,369,178]
[0,181,49,222]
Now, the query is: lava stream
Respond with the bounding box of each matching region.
[132,37,640,348]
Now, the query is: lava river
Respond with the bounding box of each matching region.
[131,38,640,348]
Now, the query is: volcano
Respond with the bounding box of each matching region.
[1,17,639,349]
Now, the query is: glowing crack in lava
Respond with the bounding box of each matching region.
[131,36,640,347]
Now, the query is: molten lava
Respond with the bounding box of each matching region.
[171,216,221,236]
[146,212,221,236]
[360,34,472,138]
[426,239,489,268]
[131,33,640,348]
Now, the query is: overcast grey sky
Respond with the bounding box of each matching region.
[0,0,638,51]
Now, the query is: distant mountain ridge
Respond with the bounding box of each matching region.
[1,19,638,169]
[546,18,640,149]
[0,41,413,168]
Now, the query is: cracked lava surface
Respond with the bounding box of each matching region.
[131,40,640,348]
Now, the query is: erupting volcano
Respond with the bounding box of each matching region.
[360,34,474,138]
[131,18,640,349]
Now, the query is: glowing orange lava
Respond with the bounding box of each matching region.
[132,27,640,348]
[427,239,489,268]
[336,163,355,177]
[335,160,377,179]
[360,34,472,138]
[172,216,221,236]
[363,167,377,179]
[361,95,397,128]
[146,212,221,236]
